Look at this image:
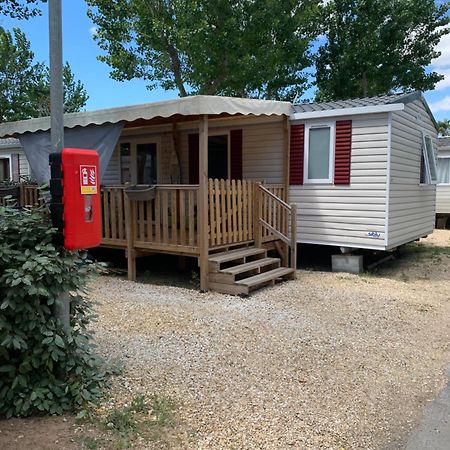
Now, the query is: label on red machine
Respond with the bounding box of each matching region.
[80,165,98,195]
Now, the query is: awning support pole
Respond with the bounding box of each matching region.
[199,114,209,291]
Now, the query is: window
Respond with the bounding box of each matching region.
[120,143,131,183]
[437,157,450,185]
[0,157,11,181]
[208,134,228,180]
[136,143,157,184]
[420,134,438,184]
[305,124,333,183]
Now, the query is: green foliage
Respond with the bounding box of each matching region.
[87,0,320,100]
[0,0,45,19]
[0,206,107,418]
[0,27,88,122]
[437,119,450,136]
[315,0,450,100]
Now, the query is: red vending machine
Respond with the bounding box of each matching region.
[50,148,102,250]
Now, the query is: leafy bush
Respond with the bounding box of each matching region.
[0,205,107,417]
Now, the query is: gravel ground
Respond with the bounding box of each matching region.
[90,231,450,450]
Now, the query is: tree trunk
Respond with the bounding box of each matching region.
[166,42,187,97]
[361,71,368,97]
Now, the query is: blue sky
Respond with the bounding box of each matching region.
[1,1,450,120]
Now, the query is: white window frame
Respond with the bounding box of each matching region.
[0,154,13,181]
[437,155,450,186]
[420,133,438,185]
[304,122,335,184]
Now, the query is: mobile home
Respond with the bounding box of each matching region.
[436,136,450,228]
[0,92,438,292]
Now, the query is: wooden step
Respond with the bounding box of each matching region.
[208,247,267,273]
[235,267,295,289]
[209,258,280,284]
[208,247,266,264]
[221,257,280,275]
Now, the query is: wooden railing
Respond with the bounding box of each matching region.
[0,184,43,208]
[20,184,44,207]
[255,183,297,271]
[208,179,254,247]
[101,185,199,252]
[102,187,126,246]
[131,185,199,251]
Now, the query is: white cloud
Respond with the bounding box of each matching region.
[435,69,450,91]
[429,96,450,113]
[432,26,450,69]
[89,26,98,37]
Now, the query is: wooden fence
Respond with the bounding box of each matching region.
[101,185,200,253]
[208,179,254,247]
[0,184,43,207]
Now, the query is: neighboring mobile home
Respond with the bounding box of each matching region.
[0,138,31,182]
[0,92,438,291]
[436,136,450,228]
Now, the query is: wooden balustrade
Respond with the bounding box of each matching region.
[101,184,199,253]
[20,184,43,207]
[102,186,126,246]
[255,183,297,271]
[208,179,254,247]
[132,185,199,252]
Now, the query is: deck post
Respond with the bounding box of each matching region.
[253,182,262,248]
[283,115,290,203]
[290,203,297,278]
[124,194,137,281]
[199,114,209,291]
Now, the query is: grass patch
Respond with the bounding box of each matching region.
[78,394,178,450]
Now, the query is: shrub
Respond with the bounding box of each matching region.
[0,205,107,417]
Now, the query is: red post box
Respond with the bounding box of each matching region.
[50,148,102,250]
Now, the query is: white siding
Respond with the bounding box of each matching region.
[102,146,120,185]
[437,186,450,214]
[388,100,437,248]
[290,113,389,250]
[436,148,450,214]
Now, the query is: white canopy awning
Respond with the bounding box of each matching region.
[0,95,293,138]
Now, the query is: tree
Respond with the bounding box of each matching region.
[86,0,320,100]
[437,119,450,136]
[0,0,46,19]
[315,0,450,101]
[0,27,88,122]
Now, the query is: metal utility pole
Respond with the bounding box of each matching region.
[49,0,70,332]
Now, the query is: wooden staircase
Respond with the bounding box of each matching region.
[208,246,295,295]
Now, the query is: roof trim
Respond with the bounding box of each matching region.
[290,103,404,121]
[0,95,293,138]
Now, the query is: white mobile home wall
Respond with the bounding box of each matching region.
[289,112,390,250]
[387,99,437,248]
[436,144,450,216]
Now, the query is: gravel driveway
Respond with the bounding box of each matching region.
[90,231,450,450]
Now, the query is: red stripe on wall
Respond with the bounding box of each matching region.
[188,133,199,184]
[334,120,352,185]
[289,124,304,185]
[230,129,243,180]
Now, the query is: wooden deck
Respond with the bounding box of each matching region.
[5,180,297,291]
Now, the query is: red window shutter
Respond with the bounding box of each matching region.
[188,133,199,184]
[11,154,20,182]
[289,124,304,185]
[334,120,352,185]
[230,129,243,180]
